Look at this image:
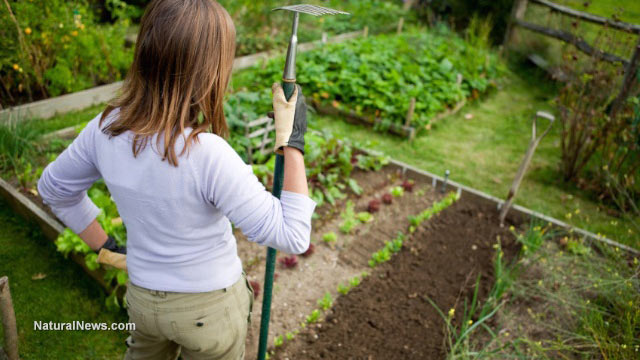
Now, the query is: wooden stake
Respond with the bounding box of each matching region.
[499,111,555,226]
[402,0,415,11]
[363,26,369,38]
[405,97,416,127]
[503,0,529,48]
[397,17,404,34]
[0,277,19,360]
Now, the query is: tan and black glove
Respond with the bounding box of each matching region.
[272,83,307,154]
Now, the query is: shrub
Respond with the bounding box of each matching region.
[0,0,134,106]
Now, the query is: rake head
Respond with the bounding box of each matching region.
[272,4,350,16]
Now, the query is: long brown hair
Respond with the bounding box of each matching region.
[100,0,236,166]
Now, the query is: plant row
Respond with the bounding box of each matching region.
[268,190,460,356]
[233,26,503,130]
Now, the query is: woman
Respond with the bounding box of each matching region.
[37,0,315,359]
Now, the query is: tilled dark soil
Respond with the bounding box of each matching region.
[275,197,522,360]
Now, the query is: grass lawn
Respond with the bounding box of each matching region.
[309,68,638,249]
[0,199,128,359]
[555,0,640,23]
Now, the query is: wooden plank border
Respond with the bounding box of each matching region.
[357,149,640,255]
[0,177,109,289]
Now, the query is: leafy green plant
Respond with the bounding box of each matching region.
[273,334,284,348]
[356,211,373,223]
[339,201,358,234]
[390,186,404,197]
[408,192,459,229]
[306,309,321,324]
[1,0,134,106]
[369,232,404,268]
[322,232,337,247]
[317,292,333,312]
[234,28,502,130]
[337,283,350,295]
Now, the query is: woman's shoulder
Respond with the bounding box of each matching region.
[190,132,241,162]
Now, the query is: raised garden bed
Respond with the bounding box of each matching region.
[1,110,635,359]
[274,196,522,359]
[232,28,502,137]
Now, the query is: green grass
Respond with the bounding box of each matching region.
[555,0,640,24]
[519,0,640,64]
[309,69,638,248]
[29,104,106,135]
[0,199,127,359]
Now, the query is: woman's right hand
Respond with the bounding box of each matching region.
[272,83,307,155]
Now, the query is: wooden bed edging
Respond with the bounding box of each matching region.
[0,30,365,124]
[373,155,639,255]
[0,177,109,290]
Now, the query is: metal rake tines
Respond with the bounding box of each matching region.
[272,4,350,16]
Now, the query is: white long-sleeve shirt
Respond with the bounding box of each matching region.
[37,109,316,292]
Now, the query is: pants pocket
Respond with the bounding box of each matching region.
[243,274,254,324]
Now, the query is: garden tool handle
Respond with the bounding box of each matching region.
[97,248,127,272]
[282,80,296,101]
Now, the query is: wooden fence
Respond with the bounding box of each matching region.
[504,0,640,114]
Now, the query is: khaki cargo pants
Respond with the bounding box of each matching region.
[124,274,254,360]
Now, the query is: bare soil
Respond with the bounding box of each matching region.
[273,197,522,360]
[6,164,443,359]
[239,167,443,359]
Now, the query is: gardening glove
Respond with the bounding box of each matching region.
[96,235,126,255]
[272,83,307,155]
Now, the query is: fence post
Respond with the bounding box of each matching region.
[0,277,19,360]
[503,0,529,48]
[610,37,640,119]
[397,17,405,34]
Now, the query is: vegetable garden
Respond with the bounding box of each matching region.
[1,1,639,359]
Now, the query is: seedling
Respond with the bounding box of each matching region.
[339,201,358,234]
[306,309,321,324]
[317,292,333,311]
[402,179,415,192]
[367,199,381,213]
[382,193,393,204]
[390,186,404,197]
[357,212,373,223]
[273,335,284,347]
[322,232,338,247]
[278,255,298,269]
[337,283,350,295]
[301,243,315,257]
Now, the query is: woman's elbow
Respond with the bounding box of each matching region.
[286,230,311,255]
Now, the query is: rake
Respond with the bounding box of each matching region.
[257,4,349,360]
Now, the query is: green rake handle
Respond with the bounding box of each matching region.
[257,80,295,360]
